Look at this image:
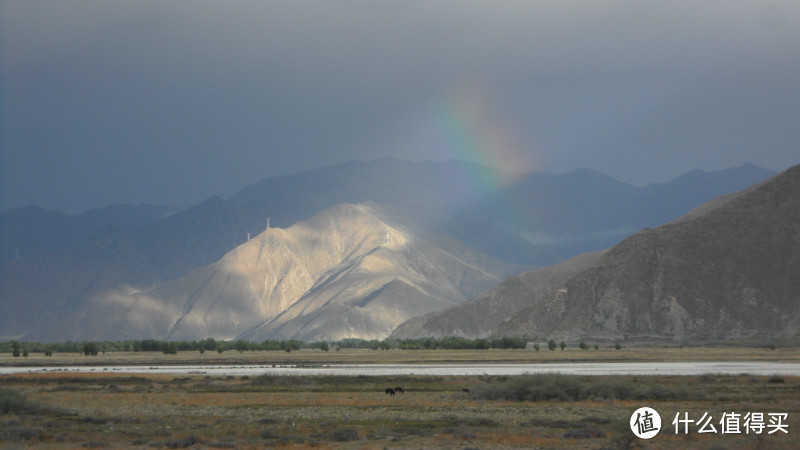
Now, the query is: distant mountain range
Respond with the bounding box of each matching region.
[0,158,779,341]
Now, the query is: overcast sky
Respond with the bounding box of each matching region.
[2,1,799,213]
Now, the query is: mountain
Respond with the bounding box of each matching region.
[26,203,521,342]
[0,203,174,263]
[0,158,778,341]
[497,164,800,342]
[469,163,776,256]
[390,250,606,340]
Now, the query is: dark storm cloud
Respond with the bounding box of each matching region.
[2,1,798,212]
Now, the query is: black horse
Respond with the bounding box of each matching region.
[394,386,404,394]
[385,388,395,396]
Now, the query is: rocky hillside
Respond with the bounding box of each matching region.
[390,250,605,339]
[497,164,800,342]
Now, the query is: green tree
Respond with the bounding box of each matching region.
[160,342,177,354]
[579,341,588,351]
[548,340,557,351]
[320,341,329,352]
[234,340,249,353]
[83,342,99,356]
[11,341,20,357]
[533,343,540,352]
[559,341,566,352]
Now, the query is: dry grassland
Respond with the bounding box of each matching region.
[1,348,799,449]
[3,346,800,368]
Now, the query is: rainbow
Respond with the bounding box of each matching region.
[435,82,533,193]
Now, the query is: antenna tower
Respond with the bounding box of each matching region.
[267,217,270,230]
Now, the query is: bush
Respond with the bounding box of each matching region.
[329,427,359,442]
[471,374,689,402]
[0,388,26,414]
[1,426,41,442]
[563,428,606,439]
[165,435,197,448]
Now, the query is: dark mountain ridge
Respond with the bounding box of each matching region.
[0,203,174,263]
[497,163,800,342]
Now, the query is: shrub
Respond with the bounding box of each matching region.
[471,374,689,402]
[563,428,606,439]
[165,435,197,448]
[1,426,40,442]
[0,388,26,414]
[329,427,359,442]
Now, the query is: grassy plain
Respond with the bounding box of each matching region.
[1,348,799,449]
[2,345,800,367]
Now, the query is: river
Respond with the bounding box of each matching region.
[1,361,798,377]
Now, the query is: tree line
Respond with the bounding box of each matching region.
[0,336,534,356]
[0,339,307,356]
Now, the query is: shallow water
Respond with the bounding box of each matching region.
[2,361,798,376]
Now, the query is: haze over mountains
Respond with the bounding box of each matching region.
[0,158,781,342]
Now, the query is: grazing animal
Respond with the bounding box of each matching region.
[385,388,395,396]
[394,386,404,394]
[461,388,470,393]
